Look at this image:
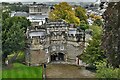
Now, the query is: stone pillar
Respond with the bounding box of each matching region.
[65,54,67,62]
[47,57,50,63]
[79,59,83,66]
[76,57,79,65]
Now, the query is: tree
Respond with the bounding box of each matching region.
[2,23,25,54]
[79,20,89,42]
[2,11,11,21]
[2,11,31,65]
[102,2,120,68]
[49,2,80,26]
[65,10,80,26]
[96,60,120,78]
[94,19,103,26]
[79,25,105,67]
[93,15,103,26]
[9,3,29,13]
[80,37,104,67]
[79,20,89,30]
[75,6,88,23]
[2,2,9,5]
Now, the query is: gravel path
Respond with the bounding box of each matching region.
[46,64,95,78]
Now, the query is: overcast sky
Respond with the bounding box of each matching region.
[0,0,97,2]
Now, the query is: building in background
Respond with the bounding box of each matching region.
[27,3,50,28]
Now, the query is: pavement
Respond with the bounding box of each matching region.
[46,64,95,78]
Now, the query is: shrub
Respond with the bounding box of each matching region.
[96,60,120,78]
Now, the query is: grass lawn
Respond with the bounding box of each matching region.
[0,70,2,79]
[2,63,42,78]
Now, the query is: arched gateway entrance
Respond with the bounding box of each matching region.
[51,53,65,61]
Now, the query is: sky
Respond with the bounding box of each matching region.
[0,0,97,2]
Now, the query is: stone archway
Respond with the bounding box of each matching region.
[50,53,65,62]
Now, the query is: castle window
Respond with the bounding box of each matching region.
[60,45,64,50]
[52,46,56,51]
[45,48,49,53]
[38,8,41,12]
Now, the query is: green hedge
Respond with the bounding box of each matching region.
[96,61,120,78]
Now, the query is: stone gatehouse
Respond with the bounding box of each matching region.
[25,20,87,66]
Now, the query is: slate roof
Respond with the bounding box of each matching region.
[29,30,46,37]
[28,15,48,20]
[13,12,28,17]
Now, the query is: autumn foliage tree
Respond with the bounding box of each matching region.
[49,2,80,26]
[75,6,88,23]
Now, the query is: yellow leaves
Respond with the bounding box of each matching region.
[54,2,72,12]
[65,11,80,26]
[59,2,72,10]
[90,13,95,18]
[74,17,80,26]
[89,13,102,21]
[76,6,86,13]
[49,2,72,20]
[75,6,87,23]
[94,15,102,20]
[49,11,59,21]
[49,2,81,26]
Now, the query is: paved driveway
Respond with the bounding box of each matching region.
[46,64,95,78]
